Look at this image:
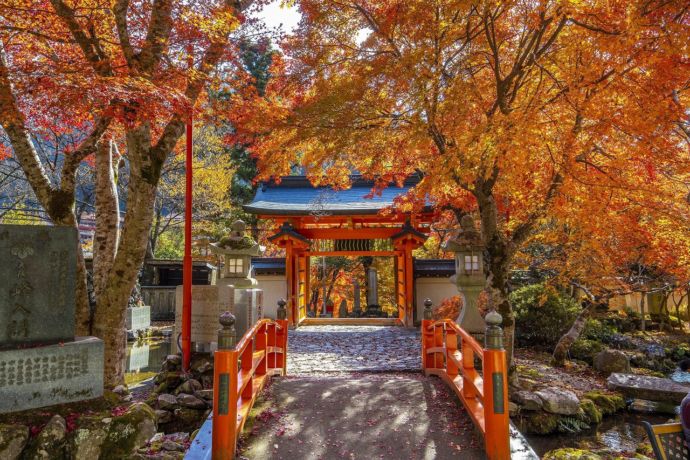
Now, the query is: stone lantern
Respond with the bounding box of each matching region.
[209,220,264,288]
[443,215,486,336]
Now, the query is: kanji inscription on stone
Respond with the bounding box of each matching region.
[0,225,77,346]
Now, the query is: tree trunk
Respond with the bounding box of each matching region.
[640,291,646,331]
[475,191,516,372]
[552,300,596,367]
[92,127,162,387]
[93,140,120,300]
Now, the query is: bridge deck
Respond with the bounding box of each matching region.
[185,325,537,460]
[240,373,485,460]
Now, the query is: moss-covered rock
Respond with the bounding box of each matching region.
[583,391,626,415]
[522,411,560,435]
[102,390,122,406]
[631,367,666,378]
[0,424,29,460]
[23,414,67,460]
[99,403,157,460]
[578,399,603,425]
[543,448,602,460]
[155,372,183,389]
[570,339,605,364]
[67,416,108,460]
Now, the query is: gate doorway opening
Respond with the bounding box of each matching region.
[306,255,396,320]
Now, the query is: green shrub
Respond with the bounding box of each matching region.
[582,318,618,343]
[570,339,605,364]
[511,283,581,347]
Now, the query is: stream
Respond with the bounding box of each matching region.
[527,370,689,457]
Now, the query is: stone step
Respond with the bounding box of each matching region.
[607,373,690,404]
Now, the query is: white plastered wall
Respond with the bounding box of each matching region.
[415,277,458,320]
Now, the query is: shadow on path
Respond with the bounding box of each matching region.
[240,373,484,460]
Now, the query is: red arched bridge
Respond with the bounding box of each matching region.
[185,300,536,460]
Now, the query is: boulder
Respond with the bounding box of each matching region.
[173,408,207,429]
[155,410,173,424]
[176,379,202,395]
[578,399,602,425]
[582,391,626,415]
[195,389,213,401]
[0,424,29,460]
[158,394,178,410]
[177,394,207,409]
[99,402,157,459]
[535,388,580,415]
[512,390,543,411]
[23,414,67,460]
[628,398,679,415]
[593,349,631,376]
[161,440,185,452]
[521,411,560,435]
[67,418,107,460]
[607,373,690,404]
[190,355,212,374]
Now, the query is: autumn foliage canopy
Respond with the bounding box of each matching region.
[233,0,689,293]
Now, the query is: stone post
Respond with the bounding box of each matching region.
[423,298,433,320]
[277,298,287,320]
[218,311,237,350]
[484,310,503,350]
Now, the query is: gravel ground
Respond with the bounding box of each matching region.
[286,326,421,374]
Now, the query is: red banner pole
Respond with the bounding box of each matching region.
[182,115,193,371]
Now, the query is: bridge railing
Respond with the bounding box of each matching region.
[212,300,289,460]
[421,300,510,460]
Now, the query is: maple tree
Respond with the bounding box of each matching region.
[0,0,263,385]
[233,0,690,371]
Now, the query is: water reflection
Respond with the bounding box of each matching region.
[125,339,171,385]
[526,412,670,457]
[670,369,690,383]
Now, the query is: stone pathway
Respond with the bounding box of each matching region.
[286,326,421,374]
[240,373,484,460]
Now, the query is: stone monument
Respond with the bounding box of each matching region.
[0,224,104,414]
[443,215,487,336]
[366,268,378,306]
[173,221,264,352]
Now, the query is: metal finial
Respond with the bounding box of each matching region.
[485,310,502,326]
[484,309,504,350]
[218,311,237,350]
[219,311,236,327]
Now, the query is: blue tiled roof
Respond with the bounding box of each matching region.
[244,175,429,215]
[251,257,455,277]
[252,257,285,275]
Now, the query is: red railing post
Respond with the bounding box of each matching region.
[446,328,458,379]
[421,299,433,370]
[256,323,267,376]
[461,338,476,399]
[213,312,238,460]
[276,299,289,375]
[433,322,445,370]
[267,322,277,371]
[482,311,510,460]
